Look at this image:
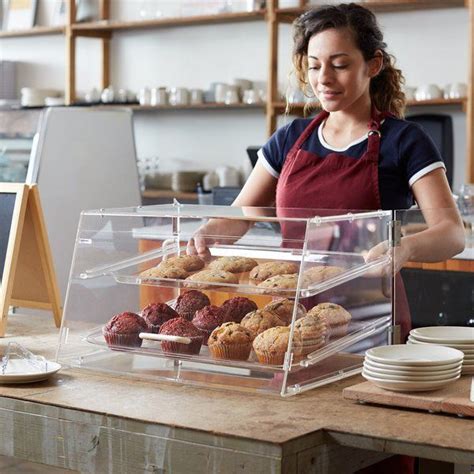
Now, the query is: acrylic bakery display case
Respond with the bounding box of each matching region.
[56,203,398,396]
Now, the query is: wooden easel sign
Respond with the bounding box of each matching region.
[0,184,61,336]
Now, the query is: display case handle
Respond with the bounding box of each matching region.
[139,332,192,344]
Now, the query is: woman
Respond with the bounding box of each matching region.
[189,5,464,472]
[189,2,463,278]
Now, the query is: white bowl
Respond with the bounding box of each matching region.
[366,344,464,367]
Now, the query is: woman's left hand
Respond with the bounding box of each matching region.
[364,239,411,275]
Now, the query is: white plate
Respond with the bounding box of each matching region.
[407,336,474,352]
[362,366,462,382]
[410,327,474,345]
[362,371,460,392]
[0,360,61,384]
[363,360,462,377]
[363,358,462,372]
[366,344,464,367]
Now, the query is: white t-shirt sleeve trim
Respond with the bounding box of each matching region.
[257,148,280,178]
[408,162,446,187]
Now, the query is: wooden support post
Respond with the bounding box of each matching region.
[468,0,474,182]
[65,0,77,105]
[266,0,279,137]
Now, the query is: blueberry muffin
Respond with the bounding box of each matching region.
[240,309,286,338]
[209,256,258,273]
[294,314,329,355]
[307,302,352,337]
[263,298,306,325]
[208,322,254,360]
[252,326,303,365]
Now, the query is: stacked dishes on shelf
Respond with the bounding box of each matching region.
[362,344,464,392]
[407,326,474,375]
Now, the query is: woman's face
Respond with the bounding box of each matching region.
[307,27,379,113]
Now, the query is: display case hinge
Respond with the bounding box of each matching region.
[389,220,401,247]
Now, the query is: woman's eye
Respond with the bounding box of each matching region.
[333,65,348,69]
[308,66,320,71]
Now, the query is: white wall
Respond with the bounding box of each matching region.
[0,2,469,189]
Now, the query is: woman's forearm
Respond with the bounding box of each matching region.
[402,219,465,263]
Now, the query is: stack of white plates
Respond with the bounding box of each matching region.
[408,326,474,375]
[363,344,463,392]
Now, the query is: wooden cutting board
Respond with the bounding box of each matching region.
[343,376,474,418]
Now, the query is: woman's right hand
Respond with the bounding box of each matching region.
[186,218,251,259]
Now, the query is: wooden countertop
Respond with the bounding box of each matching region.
[1,312,473,467]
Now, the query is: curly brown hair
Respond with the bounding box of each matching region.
[292,3,406,117]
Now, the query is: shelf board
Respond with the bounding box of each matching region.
[72,10,266,34]
[142,189,198,200]
[273,98,466,114]
[0,26,65,38]
[89,102,266,112]
[276,1,465,23]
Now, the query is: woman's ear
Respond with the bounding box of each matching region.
[368,50,384,78]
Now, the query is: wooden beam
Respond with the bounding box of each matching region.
[468,0,474,182]
[65,1,77,105]
[102,37,110,89]
[266,0,279,136]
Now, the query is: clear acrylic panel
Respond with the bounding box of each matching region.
[57,203,397,396]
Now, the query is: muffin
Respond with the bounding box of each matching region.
[192,305,227,344]
[103,311,148,348]
[162,254,205,272]
[141,302,179,333]
[186,269,239,288]
[240,309,286,338]
[249,261,299,283]
[294,314,329,355]
[304,265,344,285]
[140,265,189,280]
[221,296,258,323]
[209,256,258,273]
[307,302,352,337]
[159,317,203,355]
[257,274,300,291]
[253,326,303,365]
[208,322,254,360]
[175,290,211,321]
[263,298,306,325]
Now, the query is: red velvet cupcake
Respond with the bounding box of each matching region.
[141,302,179,333]
[103,311,147,348]
[159,317,203,355]
[221,296,258,323]
[192,305,226,345]
[175,290,211,321]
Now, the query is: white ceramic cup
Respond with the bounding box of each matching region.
[169,87,189,106]
[138,87,151,106]
[415,84,442,101]
[447,82,468,99]
[190,88,204,105]
[151,87,168,106]
[214,83,229,103]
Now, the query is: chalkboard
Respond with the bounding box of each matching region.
[0,193,16,283]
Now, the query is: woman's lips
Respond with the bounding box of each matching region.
[320,91,341,100]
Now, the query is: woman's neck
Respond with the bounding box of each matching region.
[325,96,373,133]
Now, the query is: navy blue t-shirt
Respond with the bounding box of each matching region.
[259,116,446,210]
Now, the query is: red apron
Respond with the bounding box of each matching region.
[275,108,411,340]
[276,110,413,474]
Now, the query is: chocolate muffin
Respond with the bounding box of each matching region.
[192,305,227,345]
[159,317,203,355]
[141,302,179,333]
[221,296,258,323]
[175,290,211,321]
[103,311,147,348]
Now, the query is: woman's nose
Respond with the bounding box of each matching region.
[318,65,333,84]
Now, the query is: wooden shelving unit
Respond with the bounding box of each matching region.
[142,189,198,200]
[96,102,265,112]
[1,0,472,180]
[0,26,65,38]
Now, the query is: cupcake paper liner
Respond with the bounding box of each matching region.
[209,342,252,361]
[161,336,203,355]
[103,330,143,348]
